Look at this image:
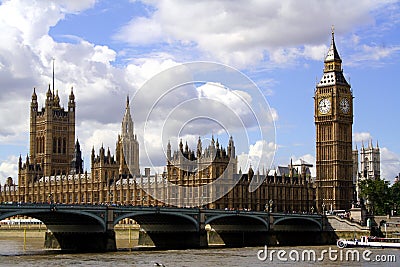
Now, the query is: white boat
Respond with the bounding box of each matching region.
[337,236,400,248]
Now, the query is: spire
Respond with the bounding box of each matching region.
[18,154,22,169]
[46,84,52,100]
[122,95,134,138]
[32,87,37,100]
[376,140,379,148]
[179,139,183,152]
[52,57,55,94]
[197,136,202,158]
[325,25,341,63]
[69,87,74,98]
[54,89,60,107]
[167,140,171,160]
[71,138,83,174]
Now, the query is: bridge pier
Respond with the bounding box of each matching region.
[44,230,117,252]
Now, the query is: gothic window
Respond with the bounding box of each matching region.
[53,138,57,153]
[58,137,62,153]
[63,138,66,154]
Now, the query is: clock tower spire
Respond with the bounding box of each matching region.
[315,28,354,211]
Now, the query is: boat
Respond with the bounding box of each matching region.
[337,236,400,248]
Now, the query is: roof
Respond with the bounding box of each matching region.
[318,71,349,86]
[325,30,341,62]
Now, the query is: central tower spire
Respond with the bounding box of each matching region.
[52,57,55,93]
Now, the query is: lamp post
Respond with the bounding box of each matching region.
[269,199,274,213]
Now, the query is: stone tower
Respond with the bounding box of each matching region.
[28,86,75,177]
[315,29,354,211]
[119,96,140,176]
[360,140,380,180]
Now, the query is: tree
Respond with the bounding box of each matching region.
[390,181,400,215]
[359,179,391,215]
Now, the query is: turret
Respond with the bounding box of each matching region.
[53,90,60,108]
[100,144,105,163]
[46,84,53,104]
[91,146,95,164]
[227,136,235,158]
[68,87,75,111]
[167,140,172,160]
[71,139,83,174]
[196,137,202,158]
[179,139,183,153]
[18,155,22,170]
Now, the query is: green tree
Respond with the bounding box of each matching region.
[390,182,400,215]
[359,179,391,215]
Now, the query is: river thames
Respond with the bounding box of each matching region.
[0,235,399,266]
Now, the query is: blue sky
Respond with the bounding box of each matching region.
[0,0,399,184]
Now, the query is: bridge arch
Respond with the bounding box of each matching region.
[0,208,107,231]
[273,216,322,231]
[113,211,199,231]
[205,214,269,231]
[113,210,200,249]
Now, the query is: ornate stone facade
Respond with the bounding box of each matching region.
[0,87,315,212]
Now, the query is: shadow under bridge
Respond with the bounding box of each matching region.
[204,211,269,247]
[113,208,201,249]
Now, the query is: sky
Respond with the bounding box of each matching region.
[0,0,400,185]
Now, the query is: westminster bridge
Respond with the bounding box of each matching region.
[0,203,329,252]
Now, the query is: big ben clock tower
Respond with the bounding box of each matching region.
[315,28,354,211]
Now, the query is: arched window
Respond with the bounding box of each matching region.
[63,138,66,154]
[53,138,57,153]
[41,137,44,153]
[58,137,62,153]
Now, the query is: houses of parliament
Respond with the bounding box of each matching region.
[0,30,366,212]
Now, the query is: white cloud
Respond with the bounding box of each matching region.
[114,0,396,67]
[353,132,373,143]
[114,16,164,45]
[380,147,400,183]
[349,44,400,66]
[291,154,316,178]
[237,140,277,173]
[0,155,18,184]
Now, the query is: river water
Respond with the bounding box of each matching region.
[0,235,399,266]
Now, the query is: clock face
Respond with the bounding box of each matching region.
[339,98,350,113]
[318,98,331,114]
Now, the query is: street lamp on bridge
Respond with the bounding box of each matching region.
[268,199,274,213]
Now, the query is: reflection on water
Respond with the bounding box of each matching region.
[0,235,399,267]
